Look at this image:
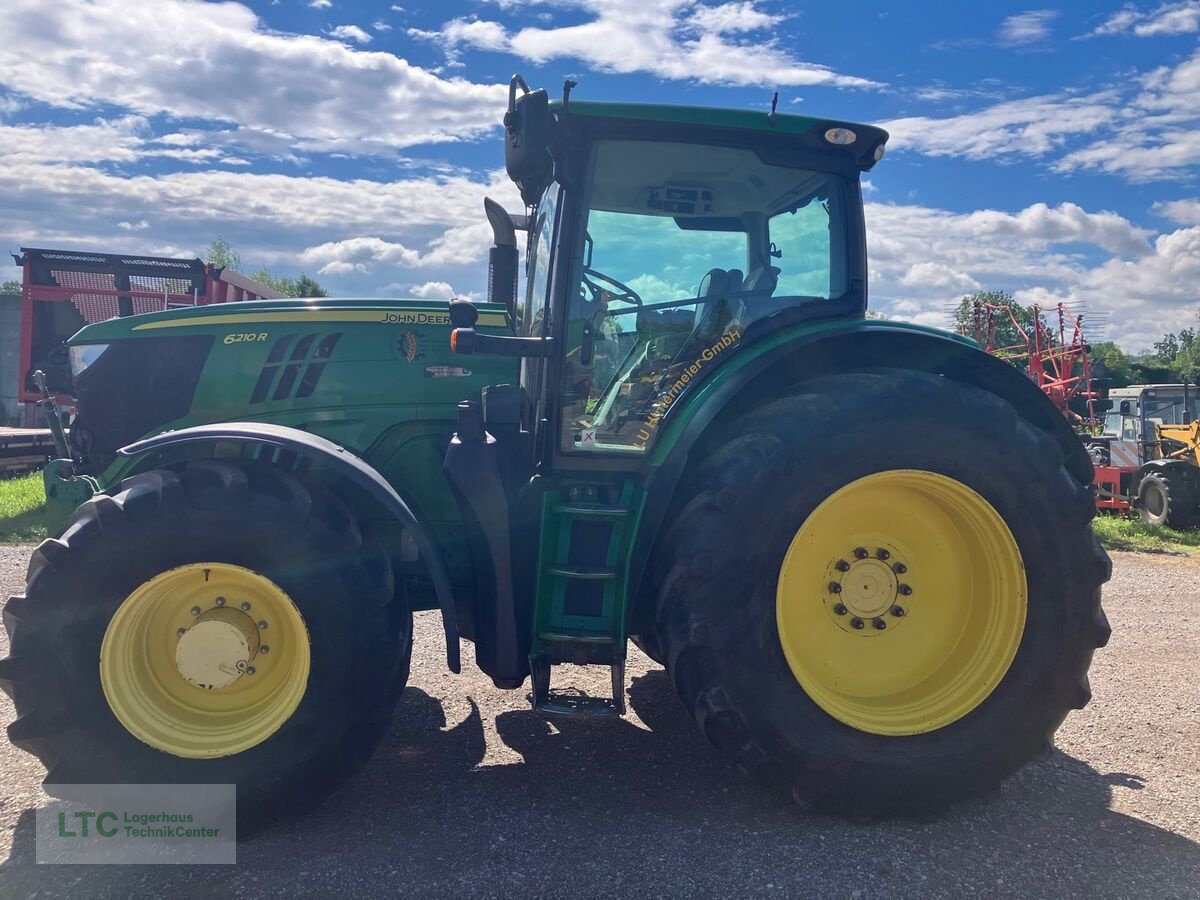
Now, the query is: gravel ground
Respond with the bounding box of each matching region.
[0,544,1197,898]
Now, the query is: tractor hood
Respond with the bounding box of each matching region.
[68,297,509,344]
[62,296,516,480]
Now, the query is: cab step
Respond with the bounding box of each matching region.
[528,480,645,718]
[531,657,626,717]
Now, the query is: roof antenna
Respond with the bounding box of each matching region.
[767,91,780,127]
[562,78,578,112]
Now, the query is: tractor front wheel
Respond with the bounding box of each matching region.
[0,461,410,833]
[654,371,1110,817]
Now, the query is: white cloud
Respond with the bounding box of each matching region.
[1155,198,1200,223]
[1011,226,1200,350]
[1054,47,1200,179]
[372,20,392,32]
[997,10,1059,46]
[885,45,1200,181]
[687,1,784,33]
[1084,1,1200,37]
[900,262,981,292]
[864,200,1169,347]
[300,221,496,274]
[885,93,1116,160]
[309,0,331,8]
[0,0,505,155]
[408,281,456,298]
[411,0,878,89]
[328,24,372,44]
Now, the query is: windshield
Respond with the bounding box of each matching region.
[558,139,852,454]
[1143,394,1195,426]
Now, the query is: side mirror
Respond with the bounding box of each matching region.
[504,75,553,206]
[1119,400,1132,415]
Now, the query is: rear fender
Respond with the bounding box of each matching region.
[629,322,1093,627]
[115,422,461,672]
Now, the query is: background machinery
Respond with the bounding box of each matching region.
[0,79,1110,831]
[1095,384,1200,527]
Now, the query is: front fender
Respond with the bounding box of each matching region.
[117,422,461,672]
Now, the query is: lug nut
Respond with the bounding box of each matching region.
[828,581,842,594]
[833,603,848,616]
[853,547,869,560]
[890,605,905,617]
[893,562,907,574]
[258,621,268,630]
[176,627,187,637]
[898,584,912,596]
[215,596,226,607]
[873,618,887,630]
[246,666,256,676]
[835,560,850,572]
[189,606,201,616]
[241,602,252,611]
[875,548,890,560]
[259,645,270,654]
[851,617,865,630]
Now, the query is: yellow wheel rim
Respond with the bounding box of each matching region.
[100,563,311,758]
[776,470,1027,736]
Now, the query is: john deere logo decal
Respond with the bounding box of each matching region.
[249,332,342,404]
[395,330,427,364]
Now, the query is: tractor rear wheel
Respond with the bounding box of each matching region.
[0,461,410,833]
[653,371,1110,817]
[1137,468,1196,529]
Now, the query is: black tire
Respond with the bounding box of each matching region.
[0,461,411,834]
[1137,468,1196,529]
[652,371,1111,818]
[630,633,665,665]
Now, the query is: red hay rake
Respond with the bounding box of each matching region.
[964,300,1104,428]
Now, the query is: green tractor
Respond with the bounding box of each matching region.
[2,79,1110,830]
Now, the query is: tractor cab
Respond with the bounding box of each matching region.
[456,79,886,459]
[445,78,889,712]
[1104,384,1196,448]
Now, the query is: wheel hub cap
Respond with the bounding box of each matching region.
[175,608,262,689]
[828,550,910,630]
[776,470,1028,736]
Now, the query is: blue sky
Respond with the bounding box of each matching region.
[2,0,1200,349]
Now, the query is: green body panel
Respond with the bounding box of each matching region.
[63,298,519,549]
[649,318,978,466]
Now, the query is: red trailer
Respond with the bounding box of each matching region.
[13,247,282,422]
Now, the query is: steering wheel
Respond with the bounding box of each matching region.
[583,267,642,307]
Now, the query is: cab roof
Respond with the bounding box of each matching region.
[554,99,889,171]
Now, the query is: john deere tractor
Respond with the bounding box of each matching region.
[1,78,1110,829]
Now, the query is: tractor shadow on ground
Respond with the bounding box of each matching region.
[3,669,1199,896]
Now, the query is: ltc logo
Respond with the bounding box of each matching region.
[395,330,427,364]
[58,810,119,838]
[249,332,342,404]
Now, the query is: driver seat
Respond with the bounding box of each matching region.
[693,268,743,331]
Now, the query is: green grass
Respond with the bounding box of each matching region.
[0,471,49,543]
[1091,514,1200,554]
